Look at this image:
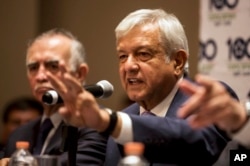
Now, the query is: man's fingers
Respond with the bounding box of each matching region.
[178,79,197,96]
[177,79,204,118]
[47,71,67,94]
[178,75,219,119]
[178,86,206,118]
[63,74,83,93]
[59,61,68,74]
[195,74,215,92]
[59,107,85,127]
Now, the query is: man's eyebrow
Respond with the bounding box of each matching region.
[26,60,59,65]
[44,60,59,64]
[26,61,37,67]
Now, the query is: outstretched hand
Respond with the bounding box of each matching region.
[177,74,247,132]
[46,62,109,131]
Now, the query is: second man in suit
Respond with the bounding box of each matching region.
[3,29,107,166]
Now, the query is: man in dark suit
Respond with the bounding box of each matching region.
[46,9,238,165]
[2,29,107,166]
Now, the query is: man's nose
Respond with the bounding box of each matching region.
[36,66,48,82]
[124,56,139,72]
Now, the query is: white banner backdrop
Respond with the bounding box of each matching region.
[199,0,250,102]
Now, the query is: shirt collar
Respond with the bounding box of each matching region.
[140,77,182,117]
[41,112,62,129]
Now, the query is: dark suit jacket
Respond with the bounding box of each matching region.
[5,118,107,166]
[105,81,238,166]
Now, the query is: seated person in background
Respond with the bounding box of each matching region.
[0,96,43,151]
[2,28,107,166]
[178,74,250,148]
[46,9,239,166]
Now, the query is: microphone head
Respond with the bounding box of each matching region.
[96,80,114,98]
[41,80,114,105]
[42,90,63,105]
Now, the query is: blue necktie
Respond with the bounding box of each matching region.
[34,118,53,155]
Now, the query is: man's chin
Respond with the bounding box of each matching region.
[33,94,44,103]
[128,94,142,102]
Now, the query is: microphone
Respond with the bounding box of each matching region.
[42,80,114,105]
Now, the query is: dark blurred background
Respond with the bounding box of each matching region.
[0,0,199,130]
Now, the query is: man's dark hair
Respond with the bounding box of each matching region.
[2,96,43,123]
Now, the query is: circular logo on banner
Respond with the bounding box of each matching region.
[210,0,239,10]
[199,39,217,61]
[228,37,250,60]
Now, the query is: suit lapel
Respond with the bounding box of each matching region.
[166,89,189,118]
[30,118,42,153]
[123,103,140,115]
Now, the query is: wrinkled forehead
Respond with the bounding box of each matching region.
[28,35,72,53]
[26,35,72,63]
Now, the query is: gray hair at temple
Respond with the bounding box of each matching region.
[115,9,189,75]
[26,28,87,72]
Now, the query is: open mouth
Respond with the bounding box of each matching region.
[128,78,143,85]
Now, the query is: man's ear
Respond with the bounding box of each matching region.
[173,49,188,76]
[75,63,89,82]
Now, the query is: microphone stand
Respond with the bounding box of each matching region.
[60,125,78,166]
